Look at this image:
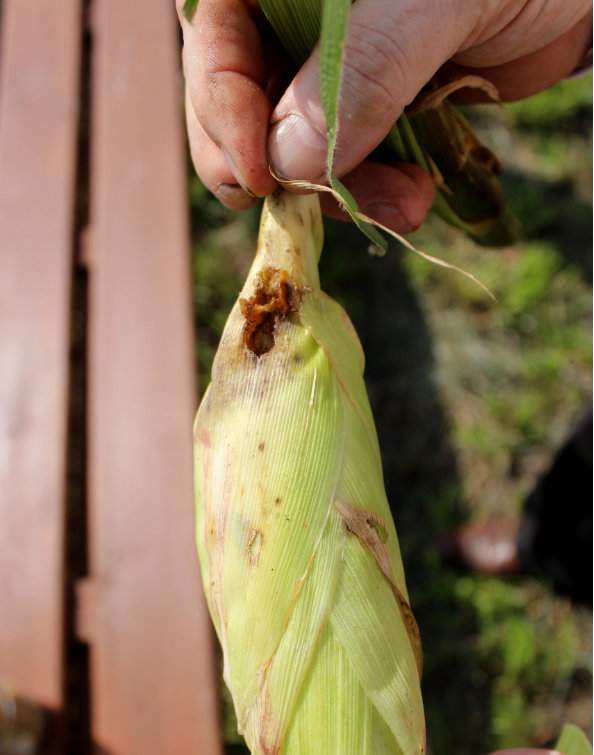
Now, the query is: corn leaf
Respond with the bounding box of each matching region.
[556,724,593,755]
[318,0,387,252]
[258,0,321,64]
[182,0,198,20]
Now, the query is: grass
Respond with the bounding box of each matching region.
[189,73,592,753]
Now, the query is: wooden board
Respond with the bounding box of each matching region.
[0,0,81,710]
[85,1,222,753]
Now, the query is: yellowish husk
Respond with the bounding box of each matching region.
[194,191,425,754]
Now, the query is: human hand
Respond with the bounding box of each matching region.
[178,0,591,231]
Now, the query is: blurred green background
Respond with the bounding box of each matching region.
[189,74,592,754]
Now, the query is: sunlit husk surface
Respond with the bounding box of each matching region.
[194,192,425,754]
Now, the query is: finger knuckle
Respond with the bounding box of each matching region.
[342,21,410,119]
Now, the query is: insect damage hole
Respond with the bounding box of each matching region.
[239,267,301,356]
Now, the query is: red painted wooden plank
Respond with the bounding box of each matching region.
[0,0,81,709]
[86,1,222,753]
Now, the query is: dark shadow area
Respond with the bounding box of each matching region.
[319,220,495,754]
[0,697,50,755]
[512,108,592,140]
[61,2,93,753]
[502,170,593,281]
[0,702,111,755]
[62,264,91,755]
[520,409,593,606]
[90,745,114,755]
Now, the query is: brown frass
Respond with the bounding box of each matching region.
[239,267,301,356]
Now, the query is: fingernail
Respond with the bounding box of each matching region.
[221,150,257,197]
[362,202,414,233]
[268,114,327,181]
[215,183,256,210]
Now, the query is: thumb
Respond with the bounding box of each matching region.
[268,0,480,181]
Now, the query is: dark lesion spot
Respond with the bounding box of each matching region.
[394,588,424,677]
[239,267,302,357]
[343,511,388,545]
[247,528,264,567]
[336,499,423,676]
[274,497,282,506]
[365,516,388,543]
[258,441,265,452]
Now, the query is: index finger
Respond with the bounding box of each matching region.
[180,0,277,196]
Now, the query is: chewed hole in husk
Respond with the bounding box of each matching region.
[239,267,302,356]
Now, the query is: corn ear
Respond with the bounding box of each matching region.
[194,191,425,754]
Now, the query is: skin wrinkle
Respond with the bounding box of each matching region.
[346,15,459,106]
[456,0,592,65]
[446,14,593,101]
[460,0,534,50]
[339,51,404,166]
[342,32,408,113]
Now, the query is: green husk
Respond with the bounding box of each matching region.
[194,191,425,754]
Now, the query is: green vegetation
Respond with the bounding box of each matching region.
[557,723,594,755]
[189,74,592,753]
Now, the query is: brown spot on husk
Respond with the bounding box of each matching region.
[394,590,424,677]
[334,499,423,675]
[247,528,264,566]
[239,267,301,356]
[258,441,265,451]
[196,428,211,447]
[257,675,281,755]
